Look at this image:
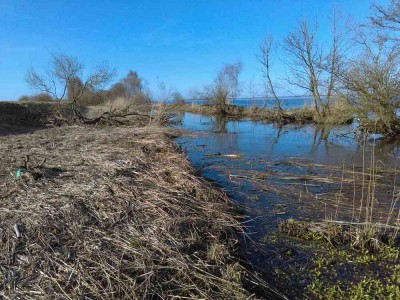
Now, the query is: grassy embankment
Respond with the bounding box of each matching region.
[0,102,284,299]
[170,100,354,125]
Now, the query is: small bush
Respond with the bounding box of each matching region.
[171,92,186,105]
[18,95,30,102]
[18,94,54,103]
[132,92,152,107]
[31,93,54,102]
[78,92,107,106]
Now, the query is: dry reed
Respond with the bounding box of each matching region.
[0,125,282,299]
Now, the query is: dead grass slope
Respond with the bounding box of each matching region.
[0,125,278,299]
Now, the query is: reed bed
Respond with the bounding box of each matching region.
[207,158,400,228]
[0,125,282,299]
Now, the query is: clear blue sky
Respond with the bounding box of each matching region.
[0,0,383,100]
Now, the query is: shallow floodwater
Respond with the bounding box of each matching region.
[176,112,400,294]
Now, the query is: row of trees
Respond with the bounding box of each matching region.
[23,1,400,135]
[24,53,151,113]
[201,1,400,135]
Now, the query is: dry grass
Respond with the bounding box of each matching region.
[0,125,282,299]
[0,102,55,135]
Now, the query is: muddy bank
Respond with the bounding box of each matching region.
[0,124,285,299]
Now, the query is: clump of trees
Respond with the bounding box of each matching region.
[254,2,400,136]
[22,1,400,136]
[343,33,400,135]
[26,52,115,114]
[171,91,185,105]
[25,53,154,124]
[341,0,400,136]
[202,61,243,114]
[26,53,155,119]
[257,11,347,119]
[282,16,345,117]
[107,71,151,107]
[18,93,54,103]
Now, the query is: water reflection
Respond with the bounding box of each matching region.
[177,112,400,226]
[176,112,400,297]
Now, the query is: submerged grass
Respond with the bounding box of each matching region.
[274,145,400,299]
[0,125,283,299]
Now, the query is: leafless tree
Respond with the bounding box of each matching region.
[122,71,143,98]
[283,14,347,116]
[171,91,185,105]
[158,81,174,103]
[343,30,400,136]
[370,0,400,40]
[26,52,115,114]
[257,35,284,112]
[246,77,257,100]
[203,61,243,113]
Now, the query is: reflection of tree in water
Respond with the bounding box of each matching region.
[272,124,283,145]
[210,115,242,152]
[212,115,228,133]
[270,124,331,147]
[311,126,331,148]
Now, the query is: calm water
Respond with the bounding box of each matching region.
[176,112,400,293]
[186,97,313,109]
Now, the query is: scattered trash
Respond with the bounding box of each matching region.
[15,168,25,178]
[115,160,125,166]
[13,224,22,238]
[223,154,243,159]
[275,211,287,215]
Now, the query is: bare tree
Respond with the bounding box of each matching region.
[26,52,115,114]
[283,14,346,116]
[370,0,400,40]
[283,20,325,113]
[158,81,174,103]
[246,77,257,100]
[257,35,284,112]
[203,61,243,113]
[343,31,400,136]
[122,71,143,98]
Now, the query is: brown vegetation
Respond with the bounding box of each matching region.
[0,102,62,136]
[0,124,284,299]
[170,101,353,125]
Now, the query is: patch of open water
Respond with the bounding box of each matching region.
[175,112,400,296]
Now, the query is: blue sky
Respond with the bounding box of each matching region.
[0,0,383,100]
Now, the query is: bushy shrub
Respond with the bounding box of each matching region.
[18,95,30,102]
[31,93,54,102]
[171,92,186,105]
[18,94,54,103]
[77,92,107,106]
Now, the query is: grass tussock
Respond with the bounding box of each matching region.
[0,125,278,299]
[279,219,399,254]
[278,219,400,299]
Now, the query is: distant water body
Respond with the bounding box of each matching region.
[160,97,315,109]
